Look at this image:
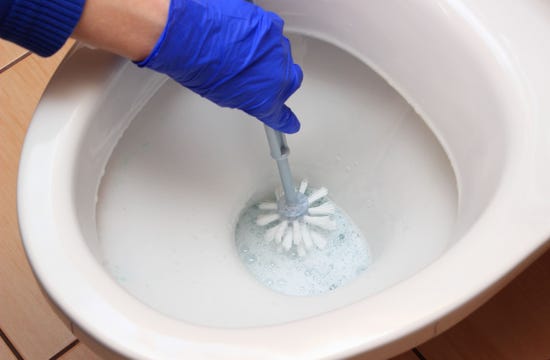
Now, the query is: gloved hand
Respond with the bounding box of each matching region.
[136,0,303,133]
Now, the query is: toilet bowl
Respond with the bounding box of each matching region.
[17,0,550,359]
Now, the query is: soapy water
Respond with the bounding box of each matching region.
[235,192,371,296]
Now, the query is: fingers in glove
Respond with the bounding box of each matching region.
[261,105,300,134]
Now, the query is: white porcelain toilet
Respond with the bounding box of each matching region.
[17,0,550,359]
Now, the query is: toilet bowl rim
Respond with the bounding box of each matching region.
[18,1,550,354]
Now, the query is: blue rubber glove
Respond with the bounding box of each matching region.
[136,0,303,133]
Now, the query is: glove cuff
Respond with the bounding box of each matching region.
[0,0,86,57]
[134,0,173,68]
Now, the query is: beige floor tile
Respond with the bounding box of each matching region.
[0,42,76,360]
[59,342,104,360]
[358,350,421,360]
[0,40,28,71]
[390,351,422,360]
[0,336,17,360]
[350,349,422,360]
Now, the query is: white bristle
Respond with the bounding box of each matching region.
[308,202,336,216]
[254,180,337,254]
[258,202,278,210]
[308,187,329,204]
[301,225,314,250]
[274,220,288,244]
[292,221,302,246]
[264,225,279,243]
[299,180,308,194]
[297,244,306,257]
[282,228,293,251]
[256,213,280,226]
[304,215,337,231]
[310,230,328,249]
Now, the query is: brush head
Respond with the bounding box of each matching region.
[255,180,336,256]
[234,183,371,296]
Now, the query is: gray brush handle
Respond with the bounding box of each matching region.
[263,125,299,206]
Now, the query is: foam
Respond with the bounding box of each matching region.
[235,194,371,296]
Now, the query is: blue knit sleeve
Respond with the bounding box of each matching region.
[0,0,85,57]
[0,1,14,25]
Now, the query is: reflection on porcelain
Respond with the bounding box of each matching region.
[17,0,550,359]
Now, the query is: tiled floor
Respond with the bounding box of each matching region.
[0,41,28,73]
[1,38,550,359]
[0,40,95,360]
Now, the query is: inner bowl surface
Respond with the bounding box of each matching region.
[94,34,457,327]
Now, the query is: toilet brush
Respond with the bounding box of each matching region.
[255,126,336,256]
[244,0,335,256]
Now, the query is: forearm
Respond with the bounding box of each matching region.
[0,0,168,60]
[72,0,169,61]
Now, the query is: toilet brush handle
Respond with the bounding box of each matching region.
[264,125,299,206]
